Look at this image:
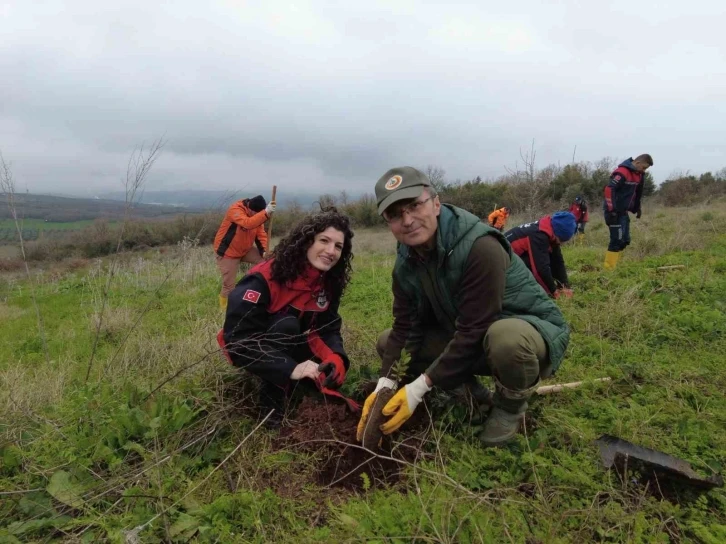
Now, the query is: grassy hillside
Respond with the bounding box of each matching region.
[0,193,200,223]
[1,203,725,543]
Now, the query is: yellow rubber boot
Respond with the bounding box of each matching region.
[603,251,621,271]
[219,295,228,311]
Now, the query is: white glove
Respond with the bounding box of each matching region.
[265,202,276,215]
[290,360,319,381]
[374,377,397,393]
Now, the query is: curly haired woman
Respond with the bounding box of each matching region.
[218,208,355,422]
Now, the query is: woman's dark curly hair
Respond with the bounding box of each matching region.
[270,208,354,299]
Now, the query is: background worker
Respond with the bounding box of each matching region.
[603,154,653,270]
[214,195,276,310]
[569,196,589,236]
[488,206,511,231]
[356,167,570,447]
[505,211,577,299]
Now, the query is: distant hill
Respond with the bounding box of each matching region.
[93,189,362,210]
[0,193,203,222]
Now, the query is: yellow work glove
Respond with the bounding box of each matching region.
[355,377,396,442]
[380,374,432,435]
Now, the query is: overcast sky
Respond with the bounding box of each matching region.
[1,1,725,197]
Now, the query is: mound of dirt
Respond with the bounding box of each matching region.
[275,395,427,491]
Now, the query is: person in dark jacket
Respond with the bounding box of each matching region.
[603,155,653,270]
[356,167,570,447]
[217,209,355,425]
[569,196,589,235]
[214,195,277,310]
[505,212,577,298]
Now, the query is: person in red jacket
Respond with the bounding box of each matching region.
[218,209,355,425]
[569,196,589,235]
[214,195,276,310]
[505,211,577,298]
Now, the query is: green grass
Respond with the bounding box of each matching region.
[1,205,725,542]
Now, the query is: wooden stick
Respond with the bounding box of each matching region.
[536,377,611,395]
[267,185,277,249]
[656,265,685,271]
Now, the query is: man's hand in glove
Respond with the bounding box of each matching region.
[265,201,277,215]
[290,360,319,381]
[380,374,432,435]
[636,208,642,219]
[355,377,396,441]
[605,211,619,226]
[318,356,346,389]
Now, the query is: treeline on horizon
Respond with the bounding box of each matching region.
[3,157,725,264]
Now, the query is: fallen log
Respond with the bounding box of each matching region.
[536,377,611,395]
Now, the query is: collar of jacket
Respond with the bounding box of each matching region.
[398,204,481,267]
[250,259,324,292]
[288,263,324,292]
[538,215,556,242]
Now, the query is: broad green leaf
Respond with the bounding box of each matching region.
[46,471,85,509]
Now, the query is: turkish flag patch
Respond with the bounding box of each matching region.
[242,289,261,303]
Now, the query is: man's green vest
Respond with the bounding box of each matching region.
[393,204,569,372]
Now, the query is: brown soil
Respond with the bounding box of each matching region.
[273,394,427,492]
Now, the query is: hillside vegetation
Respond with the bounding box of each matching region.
[1,203,725,543]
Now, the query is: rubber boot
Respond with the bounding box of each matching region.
[479,379,538,447]
[219,295,228,311]
[479,400,527,447]
[603,251,621,271]
[258,381,286,429]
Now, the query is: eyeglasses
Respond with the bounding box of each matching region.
[383,197,433,224]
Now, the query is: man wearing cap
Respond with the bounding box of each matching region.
[356,167,570,447]
[603,154,653,270]
[214,195,276,311]
[505,212,577,299]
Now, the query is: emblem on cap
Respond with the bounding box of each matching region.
[385,175,403,190]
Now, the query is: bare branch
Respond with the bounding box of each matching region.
[0,150,50,363]
[85,138,165,382]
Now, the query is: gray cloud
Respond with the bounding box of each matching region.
[1,0,725,197]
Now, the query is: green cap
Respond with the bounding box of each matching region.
[375,166,431,215]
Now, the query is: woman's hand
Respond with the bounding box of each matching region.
[290,360,320,381]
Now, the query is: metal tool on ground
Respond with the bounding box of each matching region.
[595,434,723,489]
[536,377,611,395]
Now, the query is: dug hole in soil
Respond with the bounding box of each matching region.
[274,389,424,492]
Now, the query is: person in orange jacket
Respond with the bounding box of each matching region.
[488,207,511,231]
[214,195,276,310]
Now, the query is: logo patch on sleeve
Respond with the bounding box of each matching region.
[242,289,261,303]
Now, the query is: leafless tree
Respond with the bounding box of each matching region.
[0,151,50,363]
[316,193,337,211]
[86,138,165,382]
[424,165,447,193]
[503,140,549,219]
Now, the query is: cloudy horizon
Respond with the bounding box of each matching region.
[1,1,725,197]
